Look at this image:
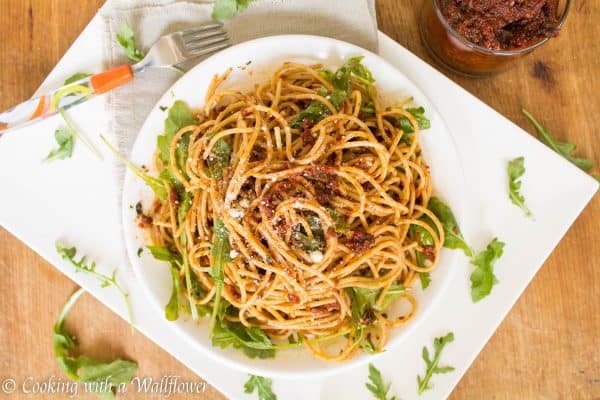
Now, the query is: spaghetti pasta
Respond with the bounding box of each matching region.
[140,57,444,361]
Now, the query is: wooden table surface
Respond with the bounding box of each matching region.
[0,1,598,399]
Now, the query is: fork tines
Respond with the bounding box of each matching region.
[182,23,229,56]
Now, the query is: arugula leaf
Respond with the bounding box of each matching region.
[157,100,197,176]
[332,56,376,100]
[398,107,431,133]
[101,135,167,201]
[176,245,198,321]
[293,57,377,128]
[212,0,255,20]
[212,320,276,359]
[418,272,431,290]
[146,245,206,320]
[410,224,434,247]
[244,374,277,400]
[77,358,137,399]
[361,102,376,115]
[417,332,455,394]
[396,107,431,144]
[146,246,180,262]
[416,252,431,290]
[523,109,595,172]
[206,138,232,179]
[56,242,134,326]
[318,56,376,108]
[164,101,197,139]
[64,72,91,85]
[54,288,138,398]
[178,191,194,224]
[116,22,144,62]
[146,245,183,320]
[427,197,474,258]
[44,127,74,162]
[186,269,213,318]
[470,238,505,302]
[347,282,405,329]
[366,363,398,400]
[209,219,232,335]
[165,266,181,321]
[507,157,533,217]
[345,56,375,87]
[379,282,406,310]
[290,102,330,129]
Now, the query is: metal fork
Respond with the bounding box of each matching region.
[0,23,229,133]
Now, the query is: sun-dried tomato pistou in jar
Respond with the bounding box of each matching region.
[419,0,570,76]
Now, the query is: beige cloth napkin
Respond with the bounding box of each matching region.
[100,0,378,174]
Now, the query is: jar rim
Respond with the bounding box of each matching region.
[431,0,572,56]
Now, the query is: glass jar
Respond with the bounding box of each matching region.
[419,0,571,76]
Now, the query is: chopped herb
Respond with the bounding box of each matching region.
[209,220,232,335]
[366,363,399,400]
[470,238,505,302]
[64,73,91,85]
[292,216,325,252]
[44,127,74,162]
[116,22,144,62]
[507,157,533,217]
[427,197,474,258]
[523,109,595,173]
[56,242,134,326]
[54,288,138,398]
[206,138,232,179]
[326,207,350,233]
[244,374,277,400]
[417,332,455,395]
[136,248,143,257]
[159,105,168,112]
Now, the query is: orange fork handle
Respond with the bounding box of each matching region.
[90,65,134,94]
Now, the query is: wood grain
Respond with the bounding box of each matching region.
[0,1,598,399]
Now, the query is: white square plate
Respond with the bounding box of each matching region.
[0,13,596,400]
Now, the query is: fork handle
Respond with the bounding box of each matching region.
[91,65,134,94]
[0,65,134,134]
